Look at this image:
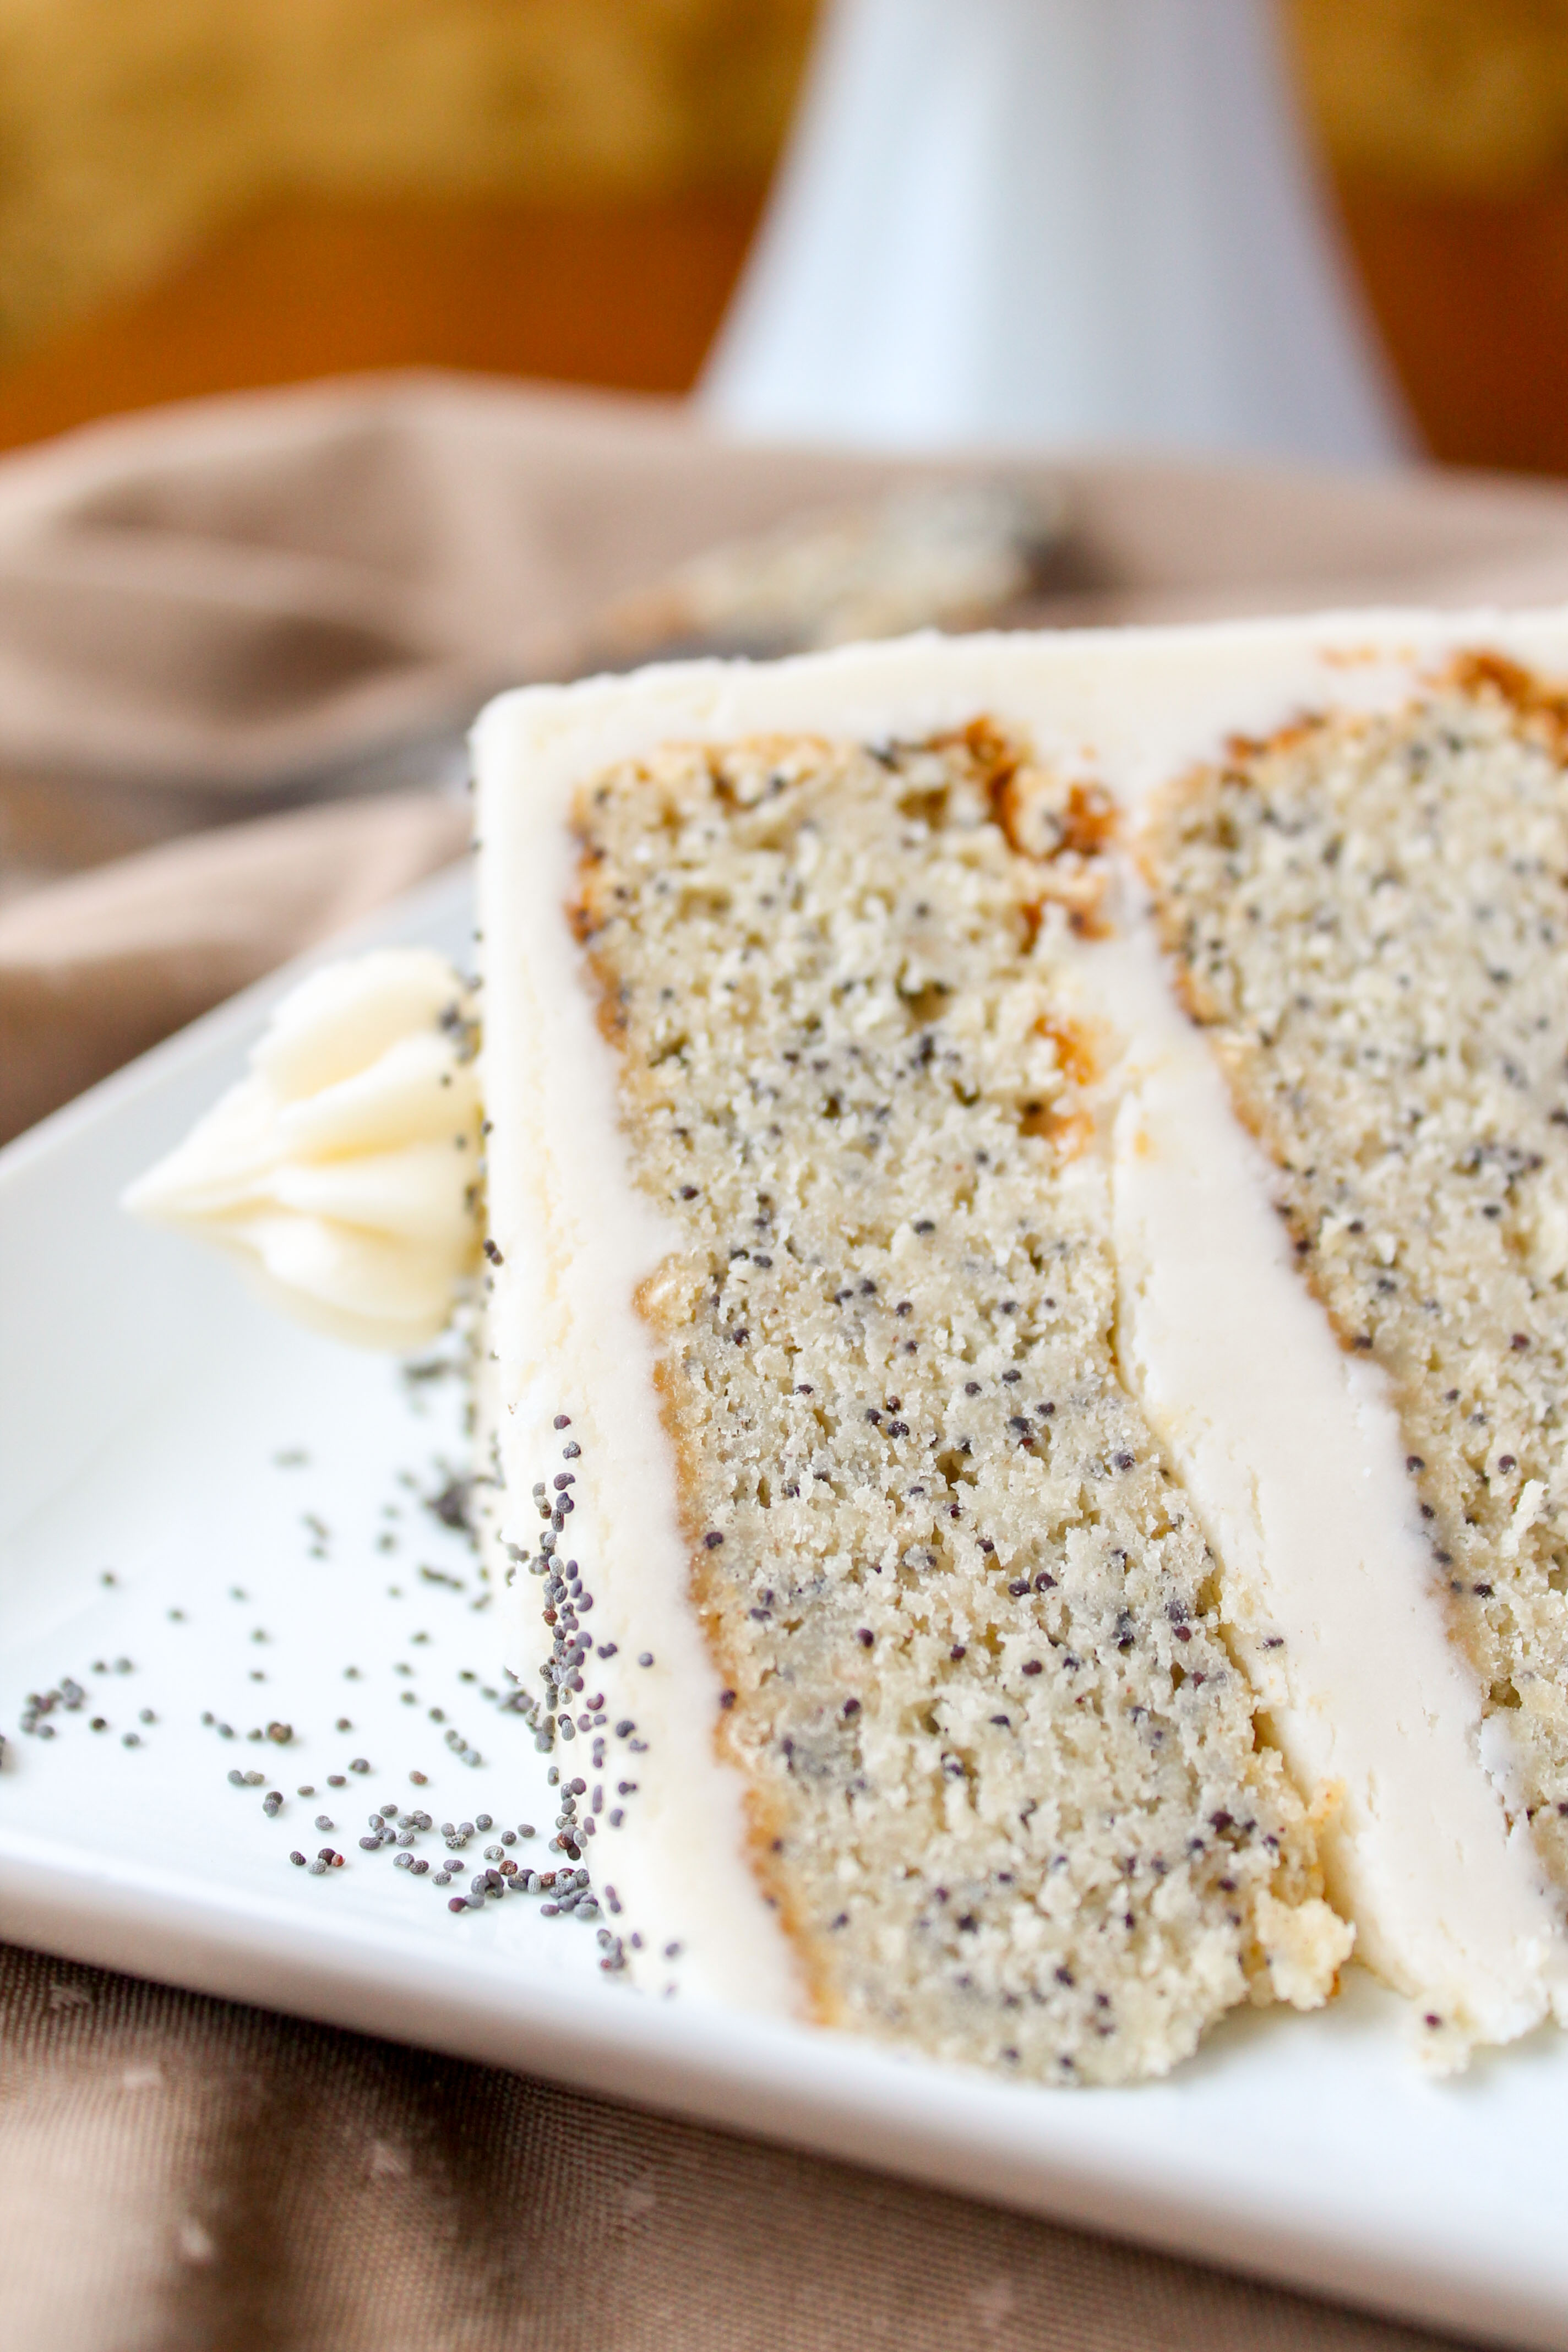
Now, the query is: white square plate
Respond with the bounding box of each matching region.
[3,864,1567,2350]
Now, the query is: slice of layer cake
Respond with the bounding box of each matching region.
[471,613,1568,2079]
[127,605,1568,2083]
[563,721,1341,2083]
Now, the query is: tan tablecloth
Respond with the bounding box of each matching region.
[7,374,1568,2349]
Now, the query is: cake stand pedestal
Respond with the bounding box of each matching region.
[703,0,1409,462]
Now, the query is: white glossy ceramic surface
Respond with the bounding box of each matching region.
[2,864,1565,2350]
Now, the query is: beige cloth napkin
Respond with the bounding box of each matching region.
[0,788,468,1140]
[3,365,1568,827]
[11,369,1568,1146]
[9,373,1568,2349]
[0,1934,1473,2352]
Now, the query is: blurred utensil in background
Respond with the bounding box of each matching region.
[589,477,1071,666]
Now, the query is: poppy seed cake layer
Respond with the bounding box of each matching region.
[566,720,1346,2084]
[1145,659,1568,1904]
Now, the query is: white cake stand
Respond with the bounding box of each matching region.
[702,0,1410,463]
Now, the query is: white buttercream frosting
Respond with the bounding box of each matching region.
[473,738,808,2018]
[124,948,481,1351]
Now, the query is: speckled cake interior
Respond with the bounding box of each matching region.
[563,720,1347,2085]
[1145,657,1568,1901]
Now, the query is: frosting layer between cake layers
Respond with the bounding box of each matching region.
[472,611,1568,2062]
[1071,879,1568,2053]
